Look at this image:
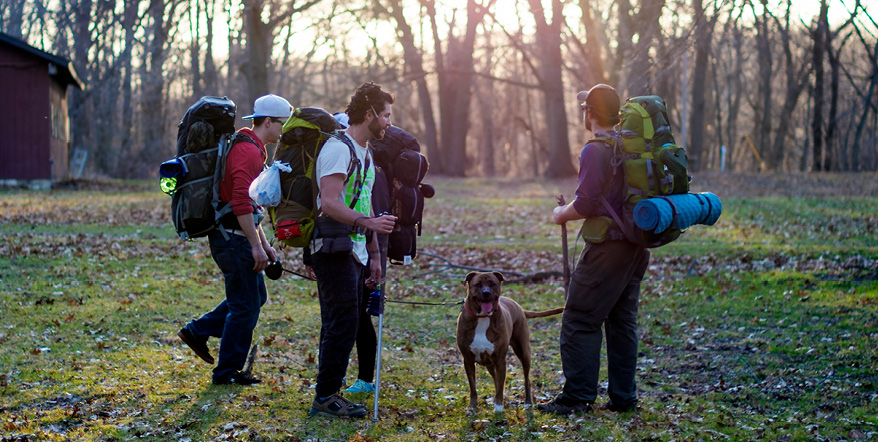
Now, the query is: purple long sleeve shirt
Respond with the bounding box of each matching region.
[571,131,626,219]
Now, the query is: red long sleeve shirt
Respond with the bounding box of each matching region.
[220,128,266,217]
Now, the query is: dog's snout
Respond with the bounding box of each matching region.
[481,286,492,295]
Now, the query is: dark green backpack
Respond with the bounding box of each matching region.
[586,95,691,247]
[161,96,255,241]
[268,107,361,248]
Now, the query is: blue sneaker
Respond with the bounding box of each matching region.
[344,379,375,393]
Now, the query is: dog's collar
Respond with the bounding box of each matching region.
[464,300,495,318]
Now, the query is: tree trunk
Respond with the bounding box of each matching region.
[851,38,878,171]
[625,0,665,96]
[767,1,809,171]
[432,0,487,177]
[686,0,716,172]
[2,0,27,38]
[811,0,828,171]
[754,4,773,169]
[571,0,607,86]
[202,0,219,95]
[243,0,271,103]
[528,0,575,177]
[827,39,841,170]
[189,1,203,100]
[141,0,182,164]
[385,0,440,173]
[118,2,139,176]
[241,0,320,107]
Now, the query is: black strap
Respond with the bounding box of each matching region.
[601,196,638,245]
[314,131,367,217]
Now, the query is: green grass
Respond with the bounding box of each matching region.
[1,175,877,441]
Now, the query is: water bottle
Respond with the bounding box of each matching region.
[366,284,383,316]
[160,177,177,195]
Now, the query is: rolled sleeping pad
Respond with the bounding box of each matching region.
[633,192,722,233]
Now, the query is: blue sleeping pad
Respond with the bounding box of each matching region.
[633,192,722,233]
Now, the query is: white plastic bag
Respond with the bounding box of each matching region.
[249,161,291,207]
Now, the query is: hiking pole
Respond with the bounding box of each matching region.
[241,344,258,376]
[557,195,571,291]
[366,284,385,422]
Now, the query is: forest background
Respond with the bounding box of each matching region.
[1,0,877,179]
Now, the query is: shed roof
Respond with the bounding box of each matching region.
[0,31,84,90]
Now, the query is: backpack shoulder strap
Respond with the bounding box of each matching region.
[315,132,366,215]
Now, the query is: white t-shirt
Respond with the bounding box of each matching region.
[314,132,374,264]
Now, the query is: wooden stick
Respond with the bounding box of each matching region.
[557,195,571,291]
[242,344,258,375]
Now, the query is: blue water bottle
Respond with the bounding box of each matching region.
[366,284,383,316]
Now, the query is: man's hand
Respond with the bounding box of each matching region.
[367,256,382,288]
[264,244,278,263]
[252,245,270,272]
[553,205,567,225]
[364,214,397,235]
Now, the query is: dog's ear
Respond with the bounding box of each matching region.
[493,272,505,283]
[464,272,478,286]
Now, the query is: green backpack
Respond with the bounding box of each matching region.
[584,95,691,247]
[268,107,361,248]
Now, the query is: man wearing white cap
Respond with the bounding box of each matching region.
[178,94,292,385]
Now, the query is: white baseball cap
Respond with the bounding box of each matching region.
[333,112,350,128]
[242,94,292,119]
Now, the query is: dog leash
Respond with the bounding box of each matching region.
[385,299,463,307]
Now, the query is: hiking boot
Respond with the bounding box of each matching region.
[213,371,262,386]
[536,396,593,415]
[309,393,367,418]
[178,328,214,364]
[344,379,375,393]
[604,401,637,413]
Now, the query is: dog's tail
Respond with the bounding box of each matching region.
[524,307,564,319]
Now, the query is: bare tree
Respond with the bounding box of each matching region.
[850,6,878,170]
[0,0,27,38]
[766,1,810,171]
[423,0,492,176]
[686,0,719,171]
[376,0,440,172]
[618,0,666,96]
[525,0,575,177]
[811,0,829,171]
[751,0,773,169]
[241,0,320,107]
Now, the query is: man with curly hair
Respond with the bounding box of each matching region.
[307,83,397,418]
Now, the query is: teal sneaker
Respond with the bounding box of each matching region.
[344,379,375,393]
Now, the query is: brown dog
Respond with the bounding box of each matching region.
[456,271,563,412]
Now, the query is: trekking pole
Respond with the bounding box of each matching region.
[366,284,385,422]
[557,195,571,292]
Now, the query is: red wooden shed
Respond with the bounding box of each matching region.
[0,32,84,188]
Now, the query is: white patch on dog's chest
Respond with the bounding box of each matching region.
[469,317,494,362]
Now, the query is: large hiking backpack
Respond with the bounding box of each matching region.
[161,96,251,241]
[268,107,361,247]
[370,126,433,264]
[589,95,691,248]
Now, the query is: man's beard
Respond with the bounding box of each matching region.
[369,117,385,140]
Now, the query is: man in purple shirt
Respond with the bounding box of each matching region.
[538,84,650,415]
